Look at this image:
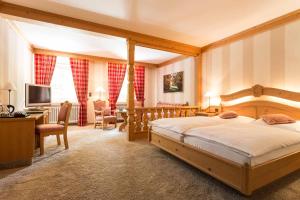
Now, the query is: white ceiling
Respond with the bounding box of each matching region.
[12,20,180,64]
[3,0,300,46]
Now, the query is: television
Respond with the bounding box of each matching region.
[25,83,51,107]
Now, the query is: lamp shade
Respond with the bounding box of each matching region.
[204,91,215,97]
[3,82,16,91]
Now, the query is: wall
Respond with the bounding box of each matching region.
[202,18,300,108]
[0,18,33,110]
[156,57,196,105]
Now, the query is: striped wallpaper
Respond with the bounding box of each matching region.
[202,18,300,107]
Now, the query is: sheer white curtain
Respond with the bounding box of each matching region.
[50,56,78,103]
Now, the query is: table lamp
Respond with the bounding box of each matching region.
[2,82,17,115]
[95,86,105,100]
[204,91,214,113]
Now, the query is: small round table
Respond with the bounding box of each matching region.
[116,109,128,131]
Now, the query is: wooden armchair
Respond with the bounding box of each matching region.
[93,100,117,129]
[35,101,72,155]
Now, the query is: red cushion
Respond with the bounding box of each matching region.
[58,104,69,122]
[103,108,112,116]
[36,124,65,133]
[219,111,238,119]
[262,114,296,125]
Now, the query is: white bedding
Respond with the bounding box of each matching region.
[152,126,183,141]
[149,116,255,134]
[183,123,300,166]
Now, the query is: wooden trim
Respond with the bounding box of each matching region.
[132,106,201,140]
[127,39,135,141]
[158,55,189,67]
[202,9,300,52]
[33,48,158,67]
[195,55,202,106]
[220,84,300,102]
[0,2,201,56]
[222,100,300,120]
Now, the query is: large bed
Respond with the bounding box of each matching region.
[148,85,300,195]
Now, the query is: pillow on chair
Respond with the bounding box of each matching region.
[58,103,69,122]
[103,108,112,116]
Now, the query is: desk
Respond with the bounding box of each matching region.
[0,112,48,169]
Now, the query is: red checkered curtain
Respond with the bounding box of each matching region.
[70,58,89,126]
[108,62,127,110]
[34,54,57,85]
[134,65,145,106]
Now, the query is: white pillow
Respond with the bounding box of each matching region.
[253,119,300,132]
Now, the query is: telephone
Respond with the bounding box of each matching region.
[13,111,29,118]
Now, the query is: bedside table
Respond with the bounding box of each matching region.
[195,112,218,117]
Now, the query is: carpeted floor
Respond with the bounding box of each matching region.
[0,126,300,200]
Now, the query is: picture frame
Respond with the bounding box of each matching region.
[163,71,183,93]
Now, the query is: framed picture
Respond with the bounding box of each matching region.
[163,71,183,93]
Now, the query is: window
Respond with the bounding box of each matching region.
[117,70,128,103]
[117,69,136,102]
[51,56,78,103]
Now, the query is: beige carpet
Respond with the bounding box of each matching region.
[0,126,300,200]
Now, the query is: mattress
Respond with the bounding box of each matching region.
[149,115,255,134]
[152,126,183,141]
[183,124,300,166]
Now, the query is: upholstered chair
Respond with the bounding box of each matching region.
[35,101,72,155]
[93,100,117,129]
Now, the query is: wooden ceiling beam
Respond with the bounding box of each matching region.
[158,55,190,67]
[0,2,201,56]
[33,48,158,68]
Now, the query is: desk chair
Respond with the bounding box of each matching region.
[35,101,72,155]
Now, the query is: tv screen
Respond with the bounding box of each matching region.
[25,84,51,107]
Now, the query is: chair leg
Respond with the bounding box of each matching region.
[56,134,61,145]
[40,135,45,156]
[63,132,69,149]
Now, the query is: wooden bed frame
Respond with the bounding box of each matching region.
[148,85,300,195]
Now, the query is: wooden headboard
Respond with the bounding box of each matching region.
[220,85,300,119]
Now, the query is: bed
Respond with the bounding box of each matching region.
[148,84,300,195]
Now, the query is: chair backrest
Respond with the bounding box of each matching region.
[94,100,106,111]
[57,101,72,130]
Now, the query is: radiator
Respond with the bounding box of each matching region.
[49,103,79,124]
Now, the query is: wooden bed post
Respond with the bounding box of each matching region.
[127,39,135,141]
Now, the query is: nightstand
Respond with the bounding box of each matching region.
[195,112,218,117]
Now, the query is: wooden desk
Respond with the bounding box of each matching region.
[0,113,47,169]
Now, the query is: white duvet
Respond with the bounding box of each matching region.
[184,123,300,158]
[149,116,255,134]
